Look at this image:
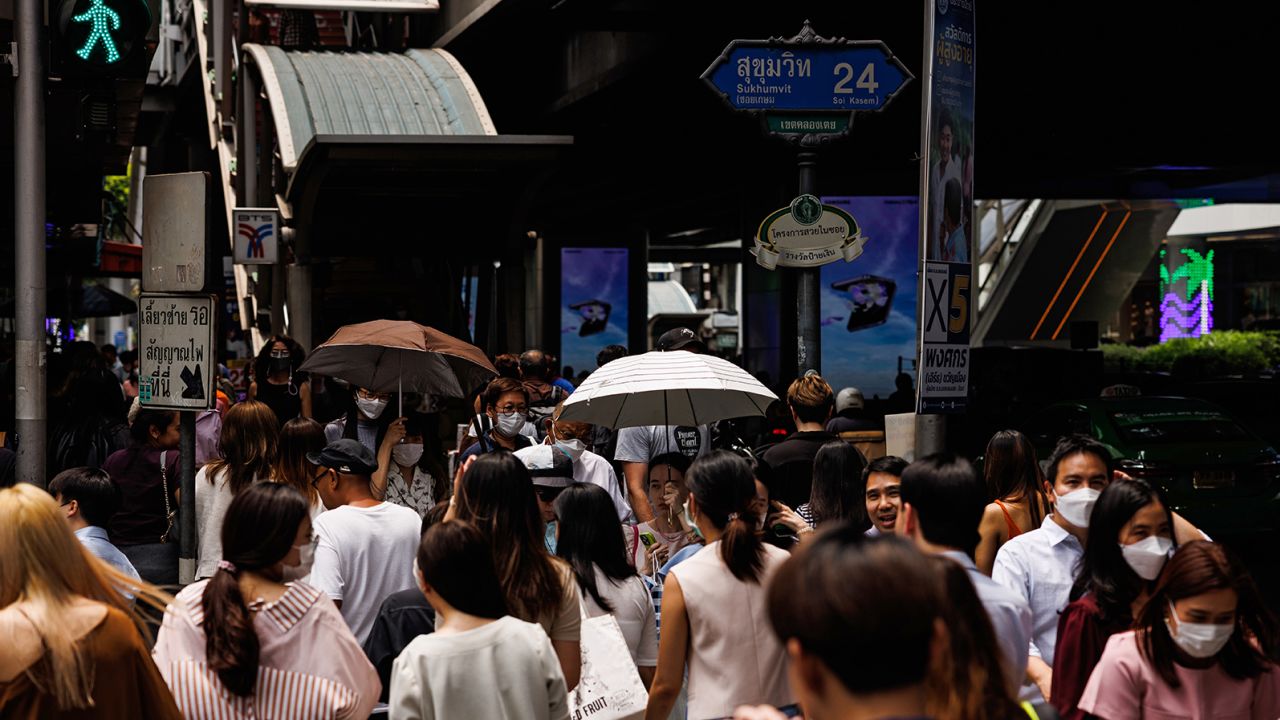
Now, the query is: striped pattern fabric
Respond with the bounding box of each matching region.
[157,582,368,720]
[559,351,779,429]
[166,662,360,720]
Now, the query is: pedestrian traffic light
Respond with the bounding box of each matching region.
[51,0,152,78]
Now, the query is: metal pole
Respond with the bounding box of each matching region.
[14,0,47,487]
[796,151,820,375]
[178,412,197,584]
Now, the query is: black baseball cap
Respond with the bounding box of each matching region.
[307,438,379,476]
[657,327,705,352]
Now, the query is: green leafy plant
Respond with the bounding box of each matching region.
[1102,331,1280,378]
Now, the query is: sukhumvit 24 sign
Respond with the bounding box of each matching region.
[753,194,869,269]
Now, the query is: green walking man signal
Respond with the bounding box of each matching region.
[73,0,122,63]
[52,0,150,78]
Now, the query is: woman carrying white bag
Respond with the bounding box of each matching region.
[555,483,655,718]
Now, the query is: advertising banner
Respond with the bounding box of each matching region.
[918,0,974,414]
[820,197,918,406]
[561,248,629,375]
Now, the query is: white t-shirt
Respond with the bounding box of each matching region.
[390,615,569,720]
[614,425,711,464]
[573,450,632,522]
[582,566,658,668]
[194,466,267,580]
[310,501,421,644]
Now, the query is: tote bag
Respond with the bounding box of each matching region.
[569,600,649,720]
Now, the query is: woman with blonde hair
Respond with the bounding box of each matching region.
[0,484,180,718]
[195,400,280,579]
[274,416,327,517]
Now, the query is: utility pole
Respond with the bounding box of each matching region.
[14,0,48,487]
[795,151,820,375]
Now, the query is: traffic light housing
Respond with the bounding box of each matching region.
[51,0,152,78]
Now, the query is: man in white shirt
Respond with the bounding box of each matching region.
[309,438,421,644]
[896,453,1033,695]
[992,434,1111,701]
[928,110,962,259]
[545,405,631,522]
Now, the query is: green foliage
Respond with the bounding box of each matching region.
[103,170,129,209]
[1102,332,1280,378]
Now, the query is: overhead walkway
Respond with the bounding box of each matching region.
[974,200,1181,345]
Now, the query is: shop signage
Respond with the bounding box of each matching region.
[753,194,869,270]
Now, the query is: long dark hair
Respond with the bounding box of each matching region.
[205,400,279,494]
[252,334,307,390]
[687,450,765,583]
[454,452,565,624]
[404,413,450,504]
[202,483,309,696]
[418,520,507,619]
[983,430,1049,525]
[1137,541,1278,689]
[1071,478,1174,622]
[927,556,1022,720]
[275,417,326,508]
[554,483,635,612]
[809,441,868,529]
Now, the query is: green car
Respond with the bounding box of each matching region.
[1026,396,1280,536]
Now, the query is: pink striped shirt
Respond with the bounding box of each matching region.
[153,580,381,720]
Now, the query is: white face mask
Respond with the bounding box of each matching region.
[1055,487,1101,528]
[1165,601,1234,658]
[494,411,526,438]
[392,443,424,467]
[356,395,388,420]
[553,438,586,462]
[281,538,316,582]
[1120,535,1174,581]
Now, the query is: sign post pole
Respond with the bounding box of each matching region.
[702,22,912,379]
[796,151,820,374]
[179,412,196,584]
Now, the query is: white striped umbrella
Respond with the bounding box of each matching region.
[558,351,779,428]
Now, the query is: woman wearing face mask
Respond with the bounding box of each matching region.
[1078,540,1279,720]
[458,378,534,463]
[249,335,312,427]
[381,413,449,518]
[324,386,394,457]
[1051,478,1177,720]
[153,483,381,719]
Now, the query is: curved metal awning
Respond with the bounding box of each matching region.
[242,46,500,175]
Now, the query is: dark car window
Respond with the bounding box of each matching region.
[1110,410,1250,444]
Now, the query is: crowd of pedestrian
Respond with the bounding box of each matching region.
[2,330,1278,720]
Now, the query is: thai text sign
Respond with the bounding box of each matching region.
[753,195,869,269]
[138,294,216,411]
[704,43,911,113]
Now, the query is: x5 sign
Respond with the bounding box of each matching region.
[922,262,970,344]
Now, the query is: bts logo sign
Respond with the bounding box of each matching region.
[233,208,279,265]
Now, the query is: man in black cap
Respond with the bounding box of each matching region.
[615,327,711,523]
[308,438,422,644]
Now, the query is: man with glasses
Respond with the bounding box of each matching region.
[308,438,421,644]
[459,378,535,463]
[545,403,631,522]
[514,444,575,553]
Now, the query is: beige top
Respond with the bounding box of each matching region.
[669,542,794,720]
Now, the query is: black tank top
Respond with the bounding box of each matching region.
[256,379,301,427]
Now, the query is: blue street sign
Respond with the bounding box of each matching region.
[703,41,912,114]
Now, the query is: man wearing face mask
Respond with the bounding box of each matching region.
[325,386,395,458]
[545,403,631,522]
[993,434,1112,702]
[459,378,534,463]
